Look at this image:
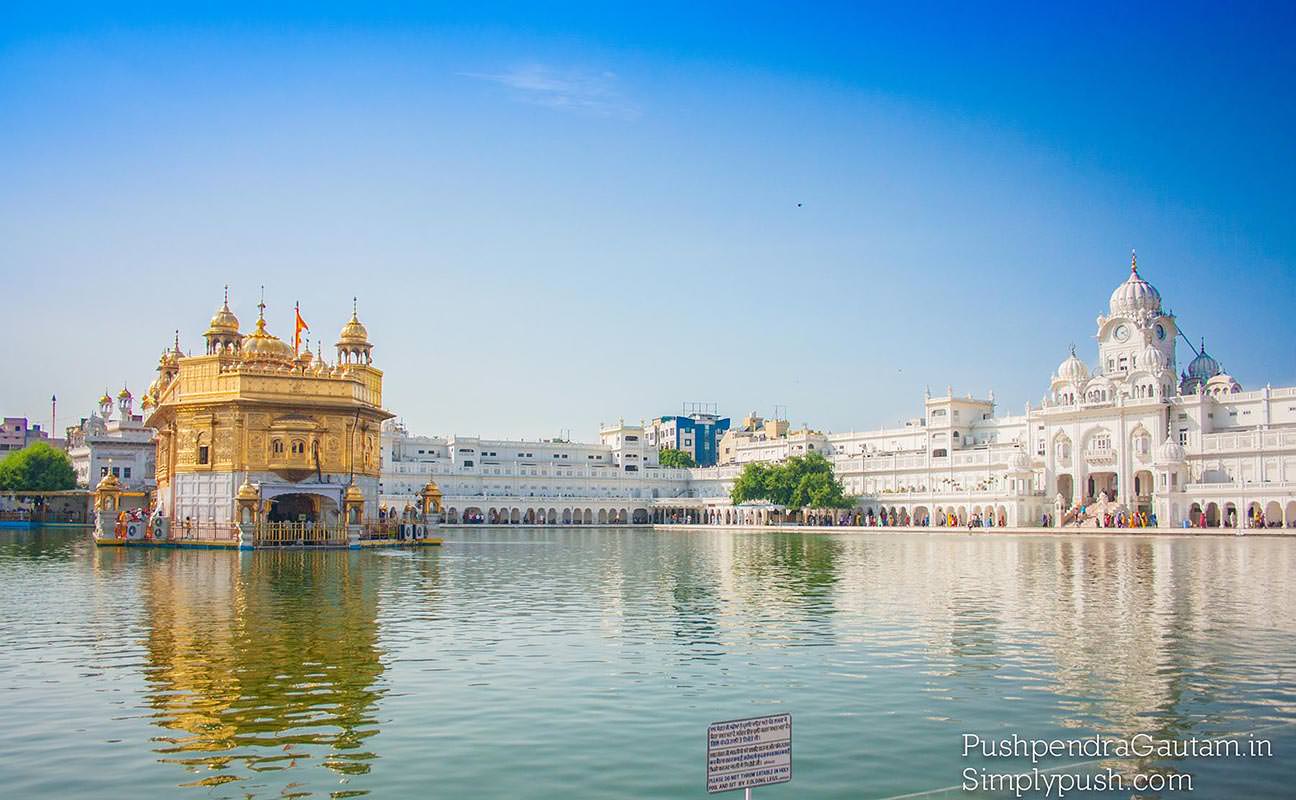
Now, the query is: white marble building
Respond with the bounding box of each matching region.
[66,389,157,492]
[382,255,1295,529]
[379,420,693,524]
[802,256,1296,529]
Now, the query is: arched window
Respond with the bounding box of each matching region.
[272,439,284,455]
[291,440,305,455]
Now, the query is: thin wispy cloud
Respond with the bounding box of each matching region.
[462,65,639,119]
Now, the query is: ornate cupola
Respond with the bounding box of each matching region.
[1180,339,1221,394]
[204,286,242,355]
[117,384,134,417]
[1205,369,1241,399]
[1108,250,1162,321]
[240,299,296,367]
[1137,340,1166,374]
[336,298,373,365]
[1053,347,1090,386]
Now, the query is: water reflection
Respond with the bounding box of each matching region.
[137,550,385,794]
[1,529,1294,798]
[823,533,1296,790]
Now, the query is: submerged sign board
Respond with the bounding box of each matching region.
[706,713,792,793]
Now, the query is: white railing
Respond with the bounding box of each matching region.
[1182,480,1296,493]
[1202,430,1296,452]
[873,488,1045,500]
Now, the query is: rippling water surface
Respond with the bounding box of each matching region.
[1,527,1294,798]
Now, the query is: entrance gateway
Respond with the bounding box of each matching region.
[707,714,791,796]
[259,482,344,523]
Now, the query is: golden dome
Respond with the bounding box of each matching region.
[236,479,260,502]
[240,314,295,364]
[117,385,132,400]
[206,287,241,336]
[337,312,370,346]
[95,472,121,492]
[98,390,112,406]
[140,394,154,411]
[207,305,240,335]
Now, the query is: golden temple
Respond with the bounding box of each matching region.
[92,289,441,549]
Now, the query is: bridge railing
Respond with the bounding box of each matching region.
[254,521,349,547]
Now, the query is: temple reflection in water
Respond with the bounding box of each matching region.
[135,549,385,791]
[76,530,1296,797]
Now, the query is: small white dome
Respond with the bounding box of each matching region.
[1055,349,1090,385]
[1109,251,1162,318]
[1007,450,1032,471]
[1155,437,1186,464]
[1138,344,1165,373]
[1205,372,1241,397]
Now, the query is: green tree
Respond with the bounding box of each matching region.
[657,448,696,468]
[0,442,77,492]
[729,451,854,509]
[730,462,770,505]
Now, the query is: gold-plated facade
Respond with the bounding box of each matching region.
[143,294,392,525]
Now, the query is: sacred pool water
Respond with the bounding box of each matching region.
[1,527,1293,798]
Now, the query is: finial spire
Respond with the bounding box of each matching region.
[174,330,180,350]
[257,285,266,319]
[1130,248,1138,274]
[1069,343,1076,356]
[352,296,358,318]
[223,284,230,308]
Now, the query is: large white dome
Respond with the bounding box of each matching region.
[1109,251,1162,318]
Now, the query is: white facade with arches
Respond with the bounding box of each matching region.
[383,255,1296,530]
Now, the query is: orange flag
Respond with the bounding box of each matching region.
[294,302,309,354]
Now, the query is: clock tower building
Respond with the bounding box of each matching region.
[1095,251,1178,397]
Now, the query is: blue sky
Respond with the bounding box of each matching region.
[3,3,1295,439]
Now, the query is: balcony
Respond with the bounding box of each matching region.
[1084,450,1116,467]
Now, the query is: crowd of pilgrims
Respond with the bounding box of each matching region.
[1068,506,1158,528]
[803,508,1010,528]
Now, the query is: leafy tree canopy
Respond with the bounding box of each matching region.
[729,451,854,509]
[658,448,697,468]
[0,442,77,492]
